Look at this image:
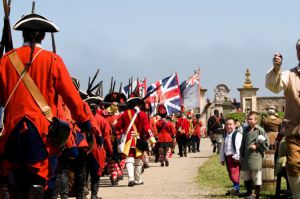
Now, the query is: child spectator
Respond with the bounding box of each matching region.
[220,118,243,196]
[240,111,269,199]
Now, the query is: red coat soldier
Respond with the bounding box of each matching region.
[114,97,156,186]
[0,13,94,198]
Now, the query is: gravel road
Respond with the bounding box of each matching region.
[95,138,214,199]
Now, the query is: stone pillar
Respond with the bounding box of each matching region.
[238,68,259,112]
[238,88,259,112]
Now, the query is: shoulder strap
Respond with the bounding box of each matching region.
[8,50,53,121]
[210,115,221,129]
[128,110,139,134]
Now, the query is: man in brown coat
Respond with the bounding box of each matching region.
[265,39,300,199]
[260,105,282,149]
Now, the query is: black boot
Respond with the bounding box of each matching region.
[239,180,252,197]
[196,143,200,152]
[27,185,44,199]
[90,176,100,199]
[254,185,260,199]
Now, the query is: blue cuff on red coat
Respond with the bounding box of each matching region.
[77,120,91,132]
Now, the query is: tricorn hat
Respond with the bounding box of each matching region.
[13,13,59,32]
[126,97,144,109]
[84,96,103,106]
[195,113,201,119]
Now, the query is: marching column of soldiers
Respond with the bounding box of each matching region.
[0,11,205,199]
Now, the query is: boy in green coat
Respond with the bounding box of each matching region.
[240,111,269,199]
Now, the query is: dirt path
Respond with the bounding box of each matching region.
[96,138,214,199]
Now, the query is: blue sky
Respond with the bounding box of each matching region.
[4,1,300,100]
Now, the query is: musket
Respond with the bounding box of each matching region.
[89,81,101,94]
[109,77,113,94]
[127,78,131,98]
[100,81,103,97]
[130,77,133,96]
[51,33,56,53]
[118,82,122,94]
[0,0,13,57]
[87,69,99,93]
[31,0,35,13]
[112,80,116,93]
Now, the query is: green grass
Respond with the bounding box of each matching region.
[196,154,290,199]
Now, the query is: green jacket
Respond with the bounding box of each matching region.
[240,125,269,171]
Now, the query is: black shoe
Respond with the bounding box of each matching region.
[165,161,169,167]
[213,146,216,153]
[225,189,239,196]
[197,150,200,152]
[117,175,123,181]
[111,179,118,186]
[161,162,164,167]
[91,195,102,199]
[128,181,135,187]
[184,152,187,157]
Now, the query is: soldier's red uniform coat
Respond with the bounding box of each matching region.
[156,119,176,143]
[93,112,113,175]
[114,109,153,157]
[192,119,203,138]
[175,117,190,138]
[150,116,158,138]
[0,46,89,179]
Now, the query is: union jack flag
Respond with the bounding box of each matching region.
[147,73,182,116]
[180,70,200,111]
[122,78,147,98]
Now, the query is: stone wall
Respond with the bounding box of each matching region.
[257,96,285,112]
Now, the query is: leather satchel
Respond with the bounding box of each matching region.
[8,50,70,149]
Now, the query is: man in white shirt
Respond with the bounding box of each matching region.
[265,39,300,199]
[220,118,243,196]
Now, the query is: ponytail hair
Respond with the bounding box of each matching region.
[22,31,45,67]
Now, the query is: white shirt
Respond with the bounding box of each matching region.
[265,65,300,93]
[220,130,243,162]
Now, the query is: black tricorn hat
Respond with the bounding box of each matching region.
[13,13,59,32]
[126,97,145,109]
[84,96,103,106]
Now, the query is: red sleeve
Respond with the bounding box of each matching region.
[167,122,176,137]
[52,55,88,123]
[140,111,151,134]
[99,115,113,153]
[84,102,102,136]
